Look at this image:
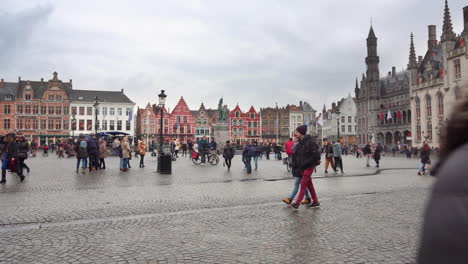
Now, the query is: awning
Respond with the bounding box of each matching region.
[39,134,70,138]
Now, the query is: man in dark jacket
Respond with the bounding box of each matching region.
[86,134,99,171]
[291,125,321,209]
[363,143,372,167]
[222,141,235,171]
[1,133,23,183]
[17,136,30,175]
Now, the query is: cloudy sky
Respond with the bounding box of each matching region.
[1,0,466,112]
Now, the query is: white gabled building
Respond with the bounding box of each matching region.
[69,89,136,136]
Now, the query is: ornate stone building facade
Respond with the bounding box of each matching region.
[410,3,468,147]
[355,26,412,147]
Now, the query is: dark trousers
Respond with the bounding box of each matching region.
[225,158,232,169]
[375,158,380,167]
[139,155,145,167]
[88,153,98,170]
[334,157,343,172]
[99,158,106,169]
[18,157,29,175]
[266,152,270,160]
[182,149,187,157]
[244,157,252,173]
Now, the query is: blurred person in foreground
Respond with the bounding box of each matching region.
[418,86,468,263]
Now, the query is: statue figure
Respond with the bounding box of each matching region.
[217,98,227,122]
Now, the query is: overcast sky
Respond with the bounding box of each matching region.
[1,0,466,112]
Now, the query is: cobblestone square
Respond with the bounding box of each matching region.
[0,154,434,263]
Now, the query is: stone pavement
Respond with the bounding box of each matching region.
[0,154,434,263]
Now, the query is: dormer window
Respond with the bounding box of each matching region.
[5,95,12,101]
[78,96,83,100]
[25,94,32,101]
[49,95,54,101]
[250,113,255,119]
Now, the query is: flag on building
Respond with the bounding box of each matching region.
[380,112,384,120]
[397,111,402,119]
[317,113,323,126]
[387,110,392,120]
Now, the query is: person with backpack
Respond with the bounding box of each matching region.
[333,140,344,173]
[138,139,147,168]
[282,138,312,206]
[75,135,88,174]
[242,143,253,174]
[86,134,99,172]
[17,136,30,175]
[1,133,23,183]
[363,143,372,167]
[252,141,261,170]
[290,125,321,210]
[323,140,336,173]
[264,143,271,160]
[98,139,107,169]
[223,140,235,171]
[121,136,131,172]
[374,143,383,168]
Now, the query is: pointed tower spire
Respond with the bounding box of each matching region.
[441,0,456,42]
[355,78,359,89]
[354,77,360,99]
[408,33,418,70]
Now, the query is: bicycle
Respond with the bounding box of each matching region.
[283,155,293,172]
[192,152,219,166]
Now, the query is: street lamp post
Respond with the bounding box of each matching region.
[93,96,99,135]
[72,114,76,139]
[336,111,341,142]
[158,90,167,154]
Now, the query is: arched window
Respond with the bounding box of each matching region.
[239,120,244,126]
[235,111,240,118]
[233,128,238,134]
[437,92,444,116]
[408,110,411,123]
[425,95,432,117]
[403,111,407,123]
[415,97,421,119]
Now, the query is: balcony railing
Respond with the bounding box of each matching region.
[448,46,466,59]
[413,78,444,90]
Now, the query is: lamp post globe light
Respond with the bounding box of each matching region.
[336,111,341,142]
[157,90,171,174]
[72,114,76,139]
[93,96,99,135]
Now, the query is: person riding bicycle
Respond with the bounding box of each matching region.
[199,136,210,163]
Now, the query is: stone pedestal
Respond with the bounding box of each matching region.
[212,123,230,152]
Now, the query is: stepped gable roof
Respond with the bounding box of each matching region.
[246,106,257,114]
[230,105,243,114]
[70,89,134,104]
[18,80,72,99]
[0,82,17,101]
[289,105,302,112]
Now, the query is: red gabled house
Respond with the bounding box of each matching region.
[229,105,261,144]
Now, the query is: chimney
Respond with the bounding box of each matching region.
[464,6,468,34]
[418,56,423,64]
[18,76,21,83]
[40,78,44,87]
[299,101,303,108]
[428,25,438,51]
[332,102,336,112]
[392,67,396,77]
[69,79,73,89]
[0,78,4,88]
[121,89,124,93]
[388,71,391,77]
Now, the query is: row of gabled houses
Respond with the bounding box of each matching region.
[135,97,318,145]
[136,98,262,144]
